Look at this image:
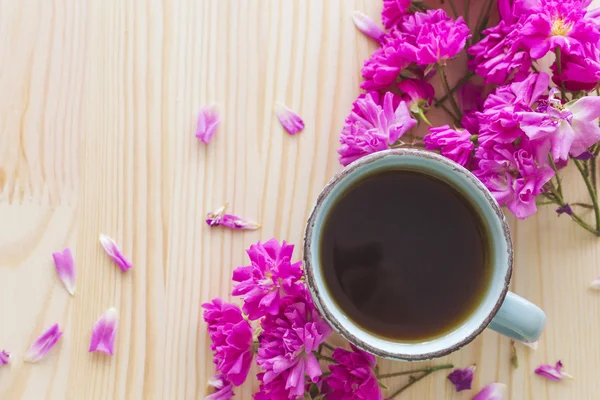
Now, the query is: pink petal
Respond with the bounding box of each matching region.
[89,307,118,355]
[473,383,507,400]
[206,204,260,230]
[569,96,600,122]
[196,106,220,144]
[569,120,600,157]
[24,323,63,363]
[99,234,133,272]
[352,11,385,42]
[591,277,600,290]
[0,350,10,365]
[275,102,304,135]
[52,248,76,296]
[535,361,573,381]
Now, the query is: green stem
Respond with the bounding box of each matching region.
[434,72,475,107]
[439,103,462,126]
[315,354,337,363]
[542,192,599,235]
[378,364,454,379]
[473,0,494,42]
[437,65,462,121]
[574,159,600,231]
[464,0,471,27]
[322,343,336,352]
[572,202,594,209]
[555,47,567,101]
[548,155,563,198]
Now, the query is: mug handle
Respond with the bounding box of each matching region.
[487,292,546,343]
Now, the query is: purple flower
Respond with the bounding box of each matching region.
[324,345,383,400]
[535,360,573,381]
[353,11,386,42]
[206,374,235,400]
[232,239,304,320]
[202,299,253,386]
[381,0,411,29]
[473,383,507,400]
[574,150,595,160]
[556,204,573,215]
[424,125,475,167]
[447,365,476,392]
[338,92,416,166]
[552,41,600,91]
[257,294,332,399]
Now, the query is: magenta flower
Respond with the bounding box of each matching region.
[338,92,416,166]
[552,41,600,91]
[52,248,76,296]
[196,106,220,144]
[535,360,573,381]
[381,0,411,29]
[257,294,332,399]
[202,299,253,386]
[353,11,386,42]
[206,374,235,400]
[24,323,63,363]
[447,365,476,392]
[424,126,475,167]
[275,102,305,135]
[206,204,261,230]
[0,350,10,365]
[325,345,382,400]
[473,383,507,400]
[397,78,434,118]
[89,307,118,355]
[361,36,412,90]
[232,239,304,320]
[99,234,133,272]
[254,372,291,400]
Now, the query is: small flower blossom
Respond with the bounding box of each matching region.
[202,299,253,387]
[473,383,507,400]
[52,248,76,296]
[0,350,10,365]
[257,293,332,399]
[397,78,434,120]
[89,307,118,355]
[535,360,573,381]
[556,204,573,216]
[352,11,386,42]
[574,150,595,160]
[361,37,412,90]
[196,106,220,144]
[424,125,475,167]
[206,204,260,230]
[24,323,63,363]
[447,365,476,392]
[275,102,305,135]
[99,234,133,272]
[325,345,383,400]
[381,0,411,29]
[338,92,416,166]
[232,239,304,320]
[206,374,235,400]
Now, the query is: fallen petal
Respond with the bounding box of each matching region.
[275,102,304,135]
[535,360,573,381]
[196,106,220,144]
[522,340,539,350]
[447,365,476,392]
[206,204,260,230]
[52,248,76,296]
[24,324,63,363]
[206,204,228,227]
[89,307,118,355]
[473,383,507,400]
[352,11,385,42]
[0,350,10,365]
[99,234,132,272]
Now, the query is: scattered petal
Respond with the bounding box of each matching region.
[196,106,220,144]
[89,307,118,355]
[99,234,133,272]
[447,365,476,392]
[574,150,595,160]
[275,102,304,135]
[522,340,539,350]
[352,11,385,42]
[473,383,507,400]
[24,324,63,363]
[591,278,600,290]
[206,204,260,230]
[0,350,10,365]
[556,204,573,216]
[52,248,76,296]
[206,374,234,399]
[535,361,573,381]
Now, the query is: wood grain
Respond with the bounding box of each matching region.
[1,0,600,399]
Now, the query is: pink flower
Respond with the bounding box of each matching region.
[202,299,253,387]
[254,372,291,400]
[89,307,118,355]
[381,0,411,29]
[361,36,412,90]
[338,92,416,166]
[257,294,332,399]
[24,323,63,363]
[206,204,261,230]
[397,78,434,115]
[424,126,475,167]
[275,103,305,135]
[99,234,133,272]
[535,360,573,381]
[232,239,304,320]
[324,345,382,400]
[52,248,76,296]
[0,350,10,365]
[206,374,235,400]
[552,41,600,91]
[447,365,476,392]
[196,106,220,144]
[473,383,507,400]
[353,11,386,42]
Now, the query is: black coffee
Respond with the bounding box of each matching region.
[320,170,490,341]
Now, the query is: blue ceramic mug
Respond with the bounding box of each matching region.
[303,149,545,360]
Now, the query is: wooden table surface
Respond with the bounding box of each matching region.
[2,1,600,399]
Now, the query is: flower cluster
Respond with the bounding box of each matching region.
[344,0,600,232]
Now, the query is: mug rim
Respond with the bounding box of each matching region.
[303,148,513,360]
